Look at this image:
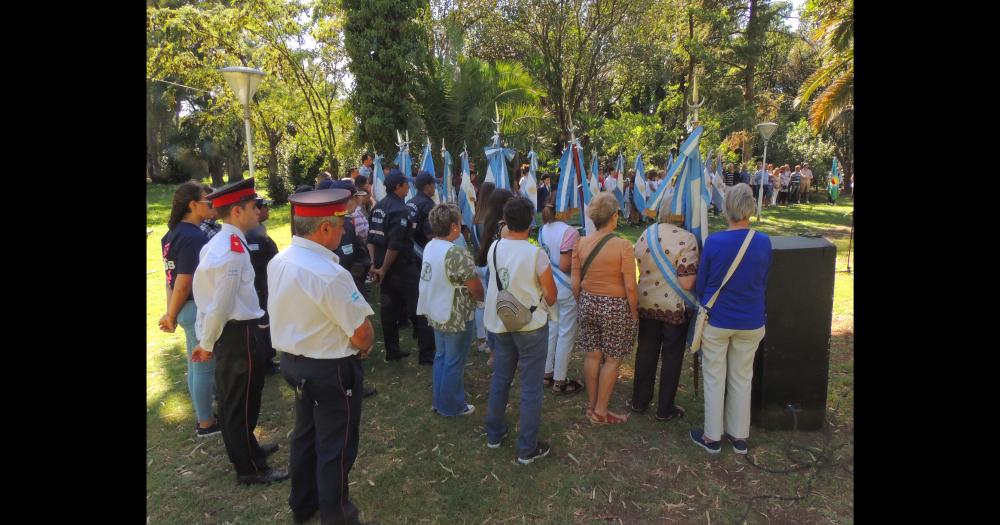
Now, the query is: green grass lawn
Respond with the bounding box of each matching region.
[147,183,853,524]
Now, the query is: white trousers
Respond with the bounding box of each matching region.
[701,323,766,442]
[545,294,579,380]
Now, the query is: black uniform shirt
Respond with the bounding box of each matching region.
[407,192,435,251]
[368,193,414,268]
[245,224,279,309]
[161,222,208,303]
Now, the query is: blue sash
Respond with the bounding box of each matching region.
[645,224,698,309]
[538,228,572,288]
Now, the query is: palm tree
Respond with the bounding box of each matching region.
[793,0,853,133]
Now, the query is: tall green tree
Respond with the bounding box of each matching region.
[343,0,431,157]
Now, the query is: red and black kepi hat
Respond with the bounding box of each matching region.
[206,178,257,207]
[288,188,352,218]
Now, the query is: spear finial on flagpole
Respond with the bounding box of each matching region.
[686,67,706,131]
[567,113,578,144]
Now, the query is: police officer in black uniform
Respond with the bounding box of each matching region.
[408,171,437,260]
[366,170,435,364]
[246,197,281,375]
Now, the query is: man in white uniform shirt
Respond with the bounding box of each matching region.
[267,188,379,525]
[192,178,288,485]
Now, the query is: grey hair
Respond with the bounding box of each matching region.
[588,192,619,229]
[293,214,342,237]
[657,189,684,226]
[429,202,462,237]
[724,183,757,223]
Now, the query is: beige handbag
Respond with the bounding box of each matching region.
[688,230,756,353]
[492,240,538,331]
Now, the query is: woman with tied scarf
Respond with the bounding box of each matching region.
[538,193,583,394]
[417,203,485,416]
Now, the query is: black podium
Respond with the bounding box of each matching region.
[750,236,836,431]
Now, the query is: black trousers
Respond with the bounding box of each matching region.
[379,264,434,362]
[214,320,269,476]
[281,353,363,525]
[631,318,688,418]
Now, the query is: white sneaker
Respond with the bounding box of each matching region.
[458,404,475,416]
[477,341,490,353]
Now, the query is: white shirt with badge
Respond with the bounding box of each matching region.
[267,236,375,360]
[193,223,266,352]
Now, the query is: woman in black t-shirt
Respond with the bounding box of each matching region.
[159,181,220,437]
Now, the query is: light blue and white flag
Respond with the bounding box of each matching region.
[632,152,648,215]
[457,145,476,233]
[394,130,415,201]
[611,152,625,213]
[647,126,709,247]
[522,148,539,210]
[484,132,515,191]
[553,139,594,234]
[589,149,601,199]
[372,152,386,203]
[442,142,454,203]
[418,138,440,204]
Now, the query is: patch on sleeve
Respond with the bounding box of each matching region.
[230,234,245,253]
[350,291,361,303]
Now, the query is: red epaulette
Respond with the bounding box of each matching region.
[230,234,245,253]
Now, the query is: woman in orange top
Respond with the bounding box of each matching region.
[572,192,639,424]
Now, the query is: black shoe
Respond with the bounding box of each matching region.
[655,405,685,422]
[385,351,410,362]
[517,441,551,465]
[259,442,279,457]
[292,509,317,524]
[363,386,377,398]
[237,467,289,485]
[624,399,647,414]
[195,422,221,438]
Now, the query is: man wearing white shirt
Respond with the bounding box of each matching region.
[192,178,288,485]
[268,188,378,525]
[799,162,814,203]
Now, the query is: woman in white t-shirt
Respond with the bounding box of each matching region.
[417,203,485,417]
[483,197,558,464]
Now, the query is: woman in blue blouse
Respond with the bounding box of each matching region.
[689,183,772,455]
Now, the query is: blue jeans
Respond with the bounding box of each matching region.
[177,300,216,422]
[432,320,475,416]
[485,325,549,457]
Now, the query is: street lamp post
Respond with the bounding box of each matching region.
[755,122,778,220]
[219,66,266,179]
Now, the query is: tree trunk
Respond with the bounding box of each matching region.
[208,156,226,188]
[743,0,759,105]
[226,150,244,183]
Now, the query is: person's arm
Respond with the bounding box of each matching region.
[350,319,375,358]
[571,244,582,299]
[159,274,192,332]
[376,249,398,281]
[535,251,557,306]
[195,257,241,356]
[466,276,485,301]
[621,242,639,320]
[559,252,572,274]
[322,273,376,357]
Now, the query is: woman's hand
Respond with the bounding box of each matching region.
[159,314,177,333]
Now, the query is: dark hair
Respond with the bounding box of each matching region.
[362,153,373,162]
[168,181,213,230]
[520,164,530,175]
[503,197,534,232]
[355,175,369,188]
[215,197,255,220]
[347,166,359,177]
[294,184,314,194]
[541,173,550,181]
[541,191,558,224]
[476,187,514,267]
[473,182,495,224]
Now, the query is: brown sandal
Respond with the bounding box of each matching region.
[589,411,629,425]
[543,374,554,387]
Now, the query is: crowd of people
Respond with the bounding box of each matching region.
[158,152,777,525]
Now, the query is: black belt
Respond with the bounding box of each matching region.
[226,319,259,327]
[284,353,355,362]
